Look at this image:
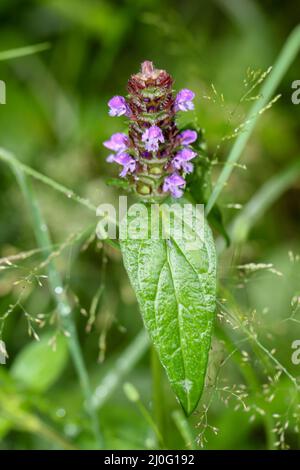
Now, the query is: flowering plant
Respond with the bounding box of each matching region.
[102,61,217,415]
[104,61,200,200]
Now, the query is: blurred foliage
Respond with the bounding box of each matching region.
[0,0,299,450]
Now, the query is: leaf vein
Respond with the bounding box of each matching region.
[165,240,190,412]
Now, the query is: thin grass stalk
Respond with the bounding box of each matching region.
[92,329,149,409]
[0,42,50,61]
[0,147,119,249]
[206,25,300,215]
[217,158,300,252]
[12,168,104,448]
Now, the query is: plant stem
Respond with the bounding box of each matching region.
[151,346,166,448]
[0,147,96,211]
[216,158,300,252]
[0,42,50,61]
[13,168,104,448]
[92,329,149,409]
[215,324,276,450]
[136,401,165,447]
[0,147,119,250]
[230,159,300,242]
[172,410,196,450]
[206,24,300,215]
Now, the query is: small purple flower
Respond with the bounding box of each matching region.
[108,96,130,117]
[177,129,197,145]
[103,133,129,152]
[163,173,186,198]
[142,125,164,152]
[106,154,116,163]
[113,153,136,177]
[172,148,197,174]
[175,89,195,112]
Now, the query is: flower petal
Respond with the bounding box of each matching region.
[163,173,186,198]
[142,125,164,152]
[103,132,129,152]
[108,96,130,117]
[175,89,195,112]
[177,129,197,145]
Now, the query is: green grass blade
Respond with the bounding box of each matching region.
[0,147,96,212]
[217,158,300,252]
[230,158,300,244]
[172,410,196,450]
[92,330,149,409]
[206,24,300,215]
[0,42,50,61]
[0,147,119,250]
[10,167,104,448]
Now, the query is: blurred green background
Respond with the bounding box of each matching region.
[0,0,299,450]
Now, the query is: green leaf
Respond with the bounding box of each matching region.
[120,202,217,415]
[11,333,68,392]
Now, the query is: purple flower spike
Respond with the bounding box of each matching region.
[163,173,186,198]
[142,125,164,152]
[103,63,200,198]
[108,96,130,117]
[175,89,195,112]
[103,132,129,152]
[113,153,136,177]
[177,129,197,145]
[172,148,197,174]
